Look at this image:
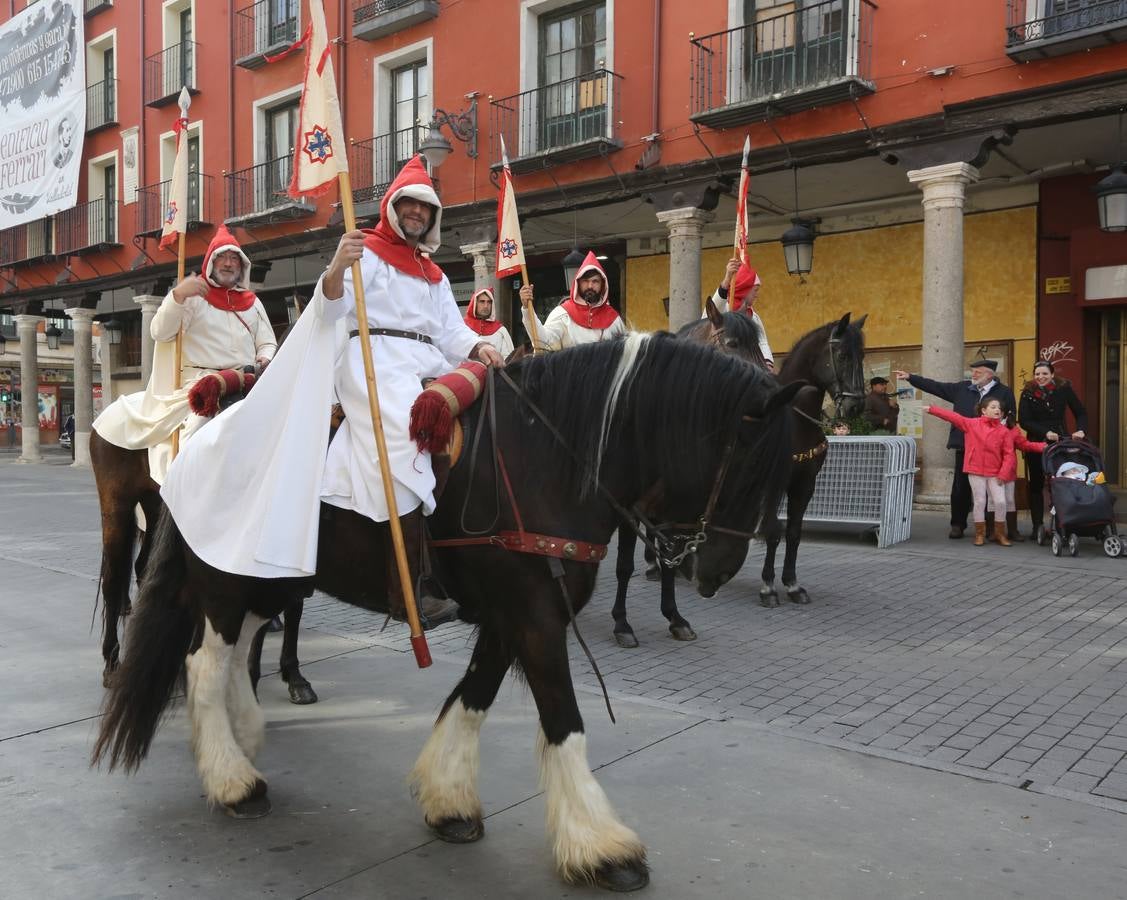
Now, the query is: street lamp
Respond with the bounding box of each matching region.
[781,220,816,276]
[103,318,123,345]
[780,165,817,276]
[417,93,479,173]
[562,247,586,286]
[45,322,62,350]
[1094,166,1127,233]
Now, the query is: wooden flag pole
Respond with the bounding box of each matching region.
[519,263,542,353]
[337,169,431,668]
[170,230,187,458]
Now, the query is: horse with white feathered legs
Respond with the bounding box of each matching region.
[91,333,802,892]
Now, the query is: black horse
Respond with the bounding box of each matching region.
[757,313,868,606]
[93,334,801,892]
[610,300,768,648]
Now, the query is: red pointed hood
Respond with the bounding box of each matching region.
[200,224,256,312]
[362,155,444,283]
[464,288,503,336]
[561,251,619,330]
[730,262,761,312]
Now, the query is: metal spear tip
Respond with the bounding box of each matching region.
[177,86,191,115]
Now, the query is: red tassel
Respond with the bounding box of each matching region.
[409,391,453,454]
[188,374,222,417]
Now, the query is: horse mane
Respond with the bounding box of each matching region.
[503,334,787,511]
[779,318,865,382]
[675,311,768,371]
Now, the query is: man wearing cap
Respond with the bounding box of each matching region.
[893,360,1016,539]
[518,251,626,351]
[161,157,504,628]
[709,256,774,371]
[464,287,514,358]
[93,224,277,483]
[863,376,899,433]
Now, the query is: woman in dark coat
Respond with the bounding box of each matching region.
[1018,360,1088,536]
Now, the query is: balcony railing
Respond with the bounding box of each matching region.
[135,174,214,237]
[348,128,422,207]
[224,156,314,223]
[0,218,52,267]
[353,0,439,40]
[54,199,121,254]
[144,41,198,107]
[690,0,876,128]
[86,79,116,132]
[235,0,301,69]
[85,0,113,15]
[489,69,623,175]
[1006,0,1127,60]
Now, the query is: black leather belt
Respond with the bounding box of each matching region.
[349,327,432,345]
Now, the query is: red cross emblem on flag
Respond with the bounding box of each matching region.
[302,125,333,164]
[499,237,519,259]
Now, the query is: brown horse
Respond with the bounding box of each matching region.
[89,427,318,704]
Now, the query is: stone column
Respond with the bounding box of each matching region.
[14,314,44,463]
[99,327,115,406]
[134,294,163,385]
[907,162,980,505]
[655,207,715,333]
[66,307,97,467]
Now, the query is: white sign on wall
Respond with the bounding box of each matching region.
[0,0,85,229]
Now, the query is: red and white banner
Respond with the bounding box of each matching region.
[734,134,751,265]
[286,0,347,200]
[159,89,191,251]
[495,136,526,278]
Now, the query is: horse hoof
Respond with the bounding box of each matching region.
[432,815,484,844]
[224,780,271,819]
[614,631,639,649]
[593,858,650,892]
[669,624,697,641]
[287,680,319,705]
[759,589,780,608]
[644,564,661,582]
[787,588,811,605]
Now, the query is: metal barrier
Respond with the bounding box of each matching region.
[780,436,917,548]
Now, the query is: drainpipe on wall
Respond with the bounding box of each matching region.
[338,0,347,140]
[137,0,145,193]
[651,0,661,137]
[228,0,236,176]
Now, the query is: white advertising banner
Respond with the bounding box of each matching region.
[0,0,85,229]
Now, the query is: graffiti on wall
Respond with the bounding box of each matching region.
[1038,339,1077,366]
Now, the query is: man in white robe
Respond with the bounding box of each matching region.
[161,157,502,626]
[93,225,276,483]
[519,252,626,350]
[463,288,514,359]
[707,256,774,370]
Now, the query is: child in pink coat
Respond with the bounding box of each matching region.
[927,397,1017,546]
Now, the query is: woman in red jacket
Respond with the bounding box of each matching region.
[927,397,1016,546]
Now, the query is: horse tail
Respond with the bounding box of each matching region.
[92,505,195,773]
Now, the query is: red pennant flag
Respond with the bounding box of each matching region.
[734,134,751,265]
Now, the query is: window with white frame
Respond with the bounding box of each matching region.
[160,124,203,223]
[86,32,116,131]
[88,154,119,244]
[373,40,431,190]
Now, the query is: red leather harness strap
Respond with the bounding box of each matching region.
[429,530,608,562]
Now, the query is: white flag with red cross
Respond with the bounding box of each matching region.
[159,88,191,252]
[495,136,526,278]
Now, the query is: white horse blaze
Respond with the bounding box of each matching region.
[538,730,645,882]
[186,617,266,806]
[409,702,486,824]
[226,613,267,762]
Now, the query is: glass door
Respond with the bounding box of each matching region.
[101,164,116,243]
[1101,309,1124,487]
[266,103,298,206]
[539,3,606,151]
[391,60,429,175]
[187,135,200,222]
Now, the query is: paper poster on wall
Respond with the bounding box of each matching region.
[897,399,924,439]
[37,384,58,430]
[0,0,85,228]
[867,360,891,383]
[121,127,138,205]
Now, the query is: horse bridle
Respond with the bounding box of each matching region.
[826,333,864,417]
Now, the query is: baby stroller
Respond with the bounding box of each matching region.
[1037,440,1121,558]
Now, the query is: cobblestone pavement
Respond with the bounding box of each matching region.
[8,456,1127,812]
[301,515,1127,810]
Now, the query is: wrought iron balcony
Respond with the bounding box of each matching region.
[85,0,113,15]
[489,69,623,175]
[86,79,116,133]
[690,0,876,128]
[1006,0,1127,60]
[353,0,439,40]
[0,218,53,267]
[54,199,121,255]
[224,156,314,225]
[235,0,301,69]
[135,173,214,237]
[348,127,421,215]
[144,41,198,108]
